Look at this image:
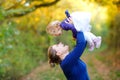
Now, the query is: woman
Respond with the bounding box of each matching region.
[48,31,90,80]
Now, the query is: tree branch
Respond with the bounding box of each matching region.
[5,0,60,18]
[35,0,60,8]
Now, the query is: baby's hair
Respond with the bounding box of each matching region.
[46,20,61,35]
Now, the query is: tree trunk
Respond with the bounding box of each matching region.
[108,12,120,52]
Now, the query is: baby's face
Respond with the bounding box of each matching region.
[46,20,62,36]
[51,26,62,36]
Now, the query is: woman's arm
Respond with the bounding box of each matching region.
[71,32,86,59]
[61,32,86,66]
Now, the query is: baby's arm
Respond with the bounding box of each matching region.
[65,10,71,18]
[60,19,77,39]
[65,10,73,24]
[60,10,77,39]
[60,19,73,30]
[60,10,73,30]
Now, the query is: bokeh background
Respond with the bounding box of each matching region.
[0,0,120,80]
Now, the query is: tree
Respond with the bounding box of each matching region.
[108,1,120,52]
[0,0,60,18]
[94,0,120,52]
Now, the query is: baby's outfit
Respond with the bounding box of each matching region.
[71,11,101,51]
[60,11,101,51]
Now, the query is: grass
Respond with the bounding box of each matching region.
[35,66,66,80]
[0,24,48,80]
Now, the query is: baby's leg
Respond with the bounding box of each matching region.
[87,32,102,48]
[87,32,97,39]
[94,36,102,48]
[83,32,95,51]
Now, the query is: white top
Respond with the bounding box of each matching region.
[71,11,92,32]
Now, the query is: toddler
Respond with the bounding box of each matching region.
[46,11,101,51]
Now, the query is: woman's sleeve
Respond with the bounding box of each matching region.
[62,32,86,65]
[71,32,86,59]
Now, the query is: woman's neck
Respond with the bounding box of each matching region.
[60,52,69,60]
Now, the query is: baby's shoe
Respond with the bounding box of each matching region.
[94,36,102,48]
[88,42,95,51]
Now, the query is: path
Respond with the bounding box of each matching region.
[92,55,110,80]
[20,63,50,80]
[20,53,112,80]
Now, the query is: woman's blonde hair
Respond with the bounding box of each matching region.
[46,20,61,35]
[48,46,61,67]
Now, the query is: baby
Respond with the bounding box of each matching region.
[46,10,101,51]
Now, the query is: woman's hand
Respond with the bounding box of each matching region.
[65,17,73,24]
[67,17,73,24]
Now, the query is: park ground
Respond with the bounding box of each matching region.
[20,50,120,80]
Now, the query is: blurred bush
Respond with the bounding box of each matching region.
[0,21,48,80]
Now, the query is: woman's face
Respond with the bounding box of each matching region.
[52,42,69,56]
